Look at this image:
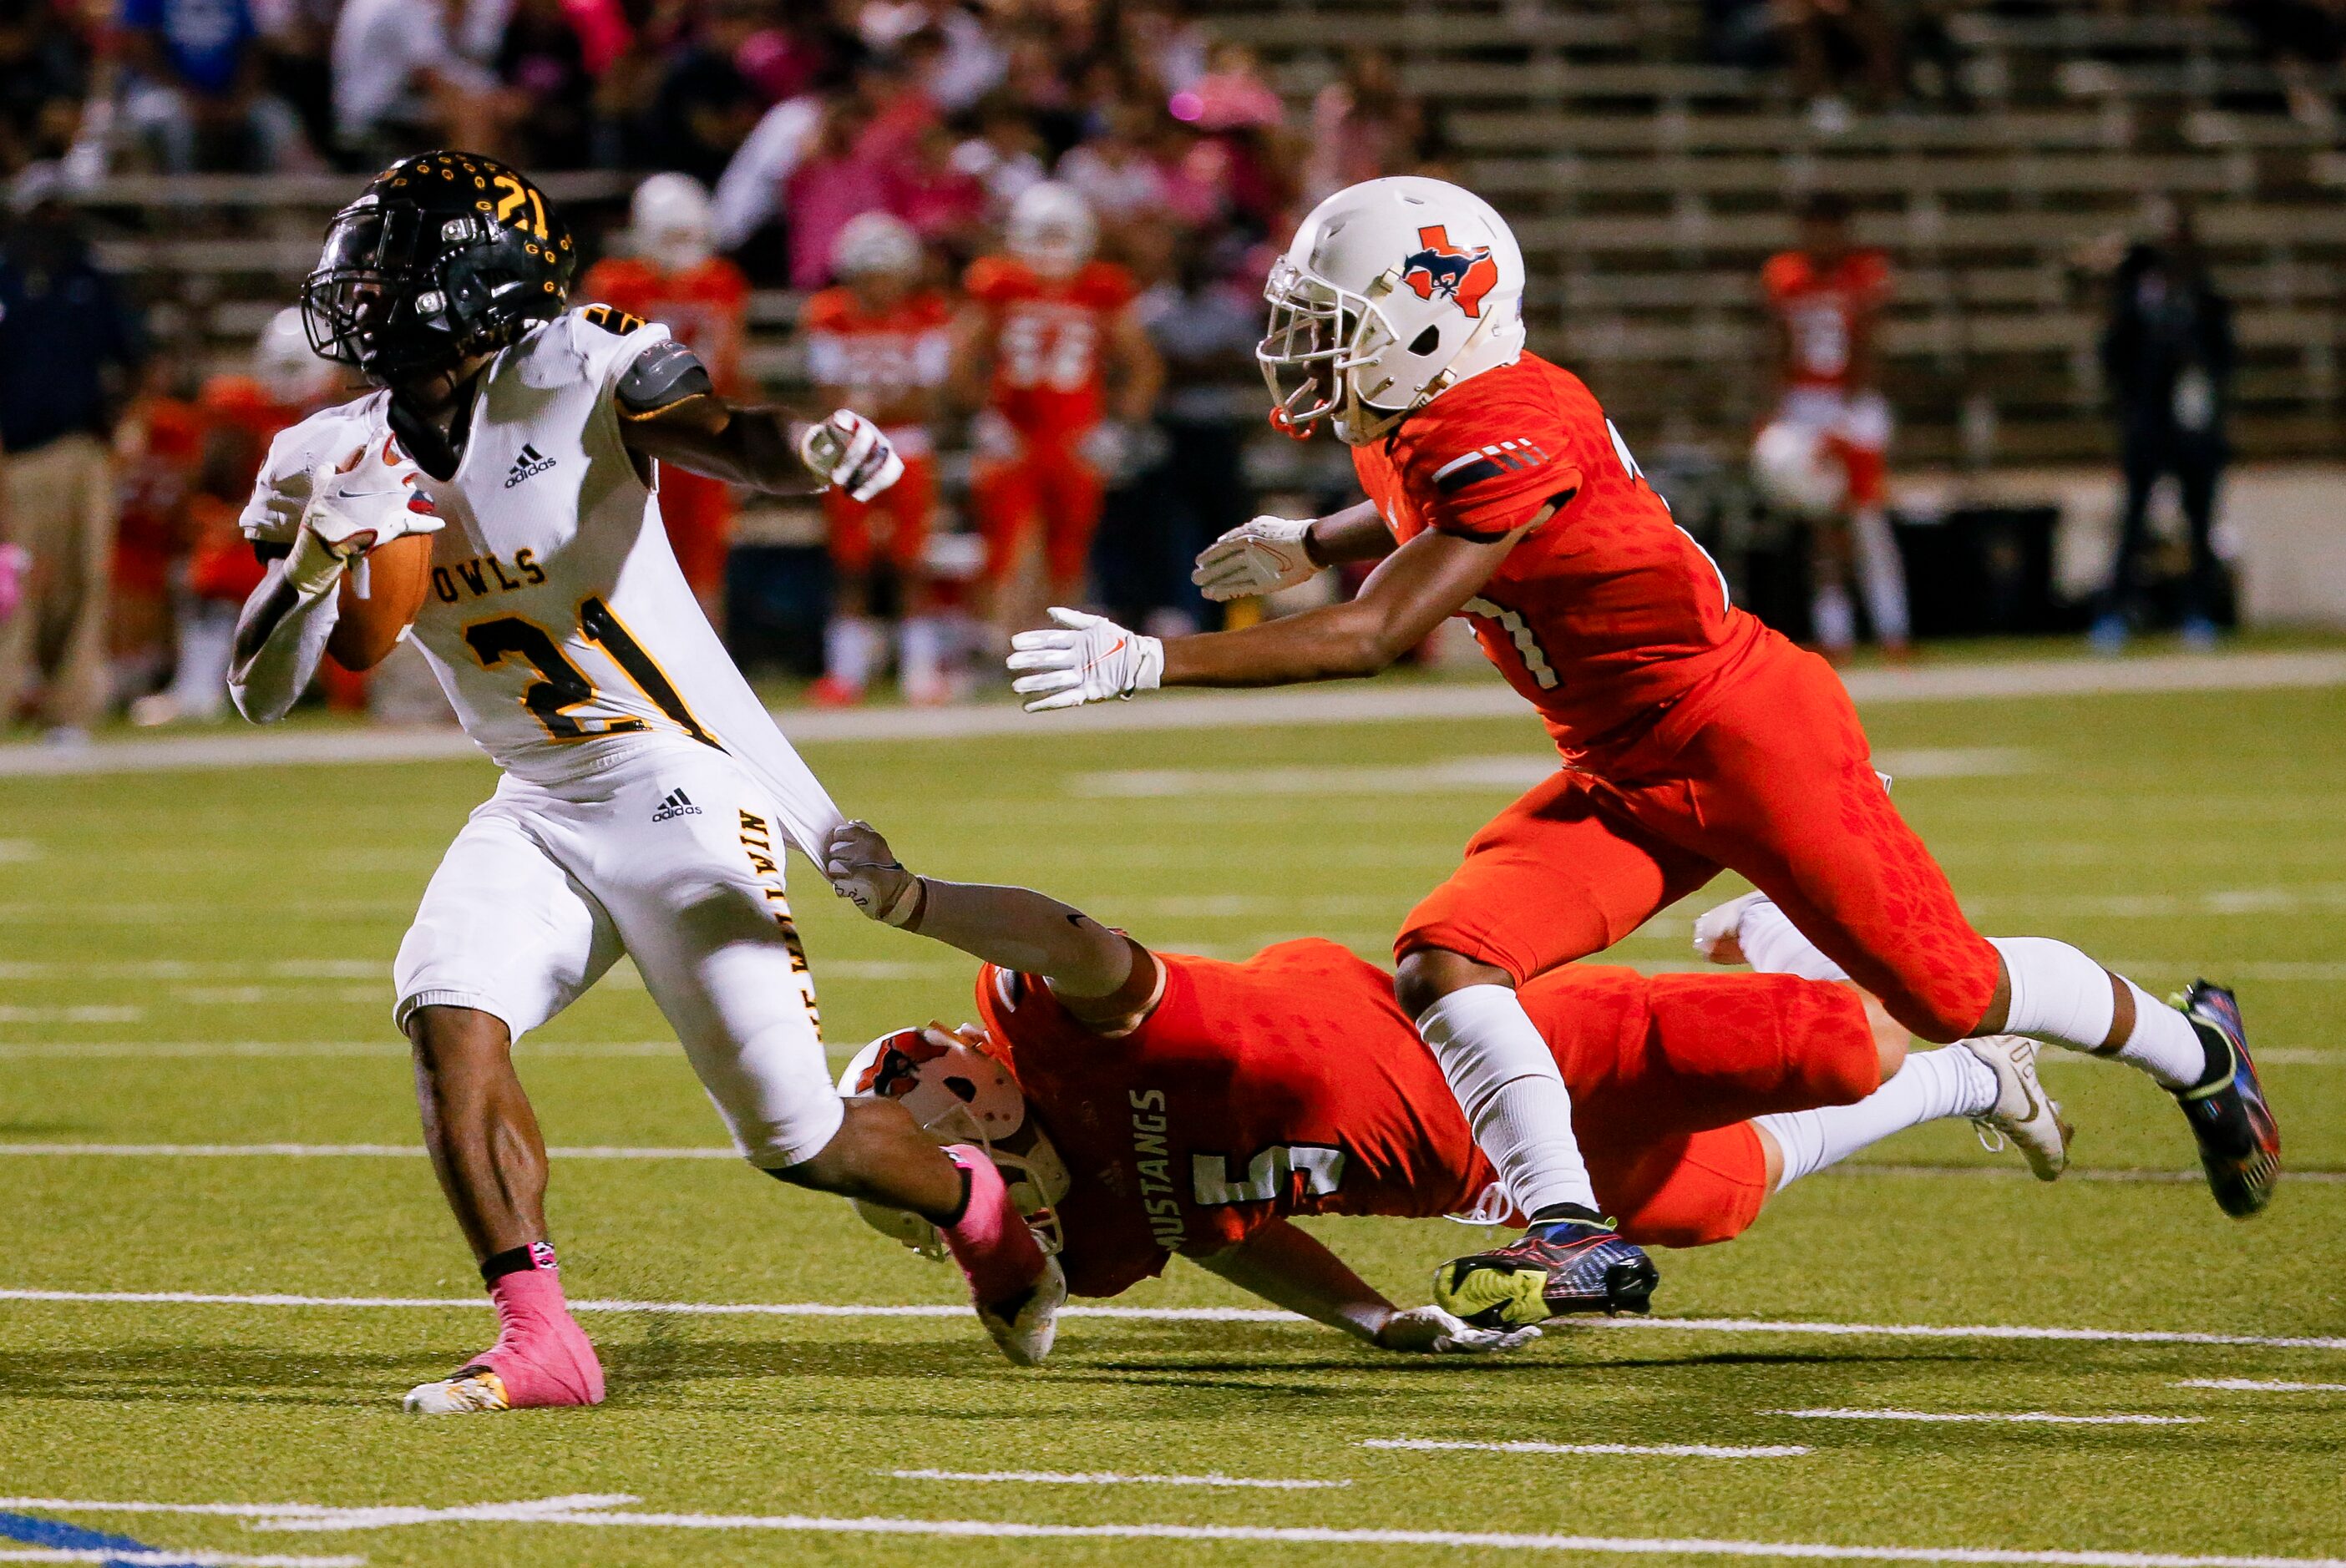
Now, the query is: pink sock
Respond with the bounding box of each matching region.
[469,1251,605,1408]
[939,1146,1045,1304]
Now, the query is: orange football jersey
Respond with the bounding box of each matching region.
[580,256,750,392]
[962,255,1137,436]
[1351,352,1765,760]
[802,286,952,427]
[1761,249,1891,392]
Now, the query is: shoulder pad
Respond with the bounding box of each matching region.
[615,337,713,412]
[580,302,649,336]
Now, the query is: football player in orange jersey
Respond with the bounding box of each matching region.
[803,212,955,706]
[1007,176,2277,1331]
[580,174,750,624]
[822,819,2066,1350]
[1756,191,1908,660]
[134,307,346,726]
[953,180,1161,613]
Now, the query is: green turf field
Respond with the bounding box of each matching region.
[1,649,2342,1567]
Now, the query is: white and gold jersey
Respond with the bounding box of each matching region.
[245,306,842,858]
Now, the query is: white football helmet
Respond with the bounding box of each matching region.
[1259,175,1527,445]
[831,210,921,281]
[837,1025,1071,1258]
[255,305,339,409]
[629,171,716,276]
[1751,418,1848,518]
[1005,180,1096,278]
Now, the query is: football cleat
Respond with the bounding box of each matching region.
[1692,891,1765,966]
[1431,1216,1658,1329]
[1962,1034,2070,1181]
[403,1370,510,1414]
[975,1252,1066,1367]
[2171,981,2280,1219]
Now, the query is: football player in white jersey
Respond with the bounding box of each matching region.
[226,152,1065,1412]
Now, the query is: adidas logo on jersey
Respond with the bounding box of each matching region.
[504,443,556,488]
[651,788,701,822]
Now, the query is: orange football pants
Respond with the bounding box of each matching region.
[1533,967,1882,1247]
[1401,640,2000,1044]
[823,453,935,575]
[972,435,1103,588]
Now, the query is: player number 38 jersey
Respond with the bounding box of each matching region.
[242,307,839,856]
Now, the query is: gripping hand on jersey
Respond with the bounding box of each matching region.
[1378,1305,1542,1356]
[1007,608,1163,712]
[799,409,904,503]
[823,820,925,927]
[1191,514,1319,602]
[284,444,442,599]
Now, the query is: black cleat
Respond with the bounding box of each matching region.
[1431,1216,1659,1328]
[2171,981,2280,1219]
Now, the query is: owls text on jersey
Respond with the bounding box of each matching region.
[244,306,843,861]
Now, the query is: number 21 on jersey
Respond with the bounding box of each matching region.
[464,595,717,746]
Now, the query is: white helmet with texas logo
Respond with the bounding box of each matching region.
[836,1024,1072,1258]
[1258,175,1527,445]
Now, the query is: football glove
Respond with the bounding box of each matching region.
[1377,1305,1543,1356]
[823,820,925,927]
[1007,608,1163,713]
[1191,514,1318,602]
[801,409,904,503]
[285,444,443,599]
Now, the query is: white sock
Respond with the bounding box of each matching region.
[1737,895,1851,982]
[899,615,945,686]
[1416,984,1598,1216]
[1812,583,1856,652]
[1852,505,1909,645]
[1989,937,2207,1090]
[824,616,878,690]
[1756,1047,1998,1191]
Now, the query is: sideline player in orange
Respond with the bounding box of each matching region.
[823,818,2068,1344]
[580,173,750,625]
[803,213,955,706]
[1758,191,1908,660]
[953,181,1160,613]
[1005,176,2278,1329]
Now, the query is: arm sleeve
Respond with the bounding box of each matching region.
[228,563,340,724]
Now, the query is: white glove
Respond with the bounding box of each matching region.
[1006,607,1163,713]
[1377,1305,1543,1355]
[801,409,904,503]
[822,820,925,927]
[285,445,443,599]
[1191,514,1319,602]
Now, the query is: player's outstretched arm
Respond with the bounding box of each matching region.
[823,821,1137,999]
[1190,499,1396,603]
[614,339,902,500]
[1195,1218,1541,1356]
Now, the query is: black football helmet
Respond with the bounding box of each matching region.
[301,150,577,385]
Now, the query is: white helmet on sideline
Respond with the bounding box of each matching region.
[255,305,339,408]
[1005,180,1096,278]
[836,1025,1071,1258]
[1258,175,1527,445]
[831,210,921,281]
[629,172,716,275]
[1751,419,1847,518]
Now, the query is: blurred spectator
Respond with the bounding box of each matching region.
[1119,0,1208,95]
[489,0,597,170]
[953,92,1049,217]
[0,167,145,740]
[0,0,91,177]
[118,0,306,171]
[2094,210,2235,654]
[581,174,749,624]
[1178,43,1292,232]
[332,0,494,162]
[2233,0,2346,128]
[1777,0,1903,134]
[803,212,954,705]
[1057,99,1169,241]
[862,1,1004,112]
[637,0,771,185]
[711,88,823,256]
[1305,48,1422,202]
[784,96,889,289]
[889,119,986,255]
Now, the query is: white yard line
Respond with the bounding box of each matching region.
[0,1553,364,1567]
[1772,1409,2204,1426]
[883,1470,1349,1490]
[1362,1439,1808,1459]
[2,1495,2338,1566]
[2,650,2339,778]
[2174,1379,2346,1393]
[1,1288,2339,1351]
